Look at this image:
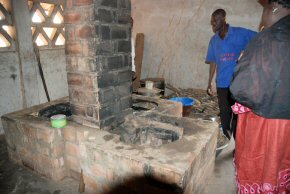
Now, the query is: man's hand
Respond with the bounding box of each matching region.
[207,84,214,96]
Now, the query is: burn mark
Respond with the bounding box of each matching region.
[145,156,154,160]
[115,146,124,150]
[103,134,114,141]
[10,74,17,81]
[143,164,154,178]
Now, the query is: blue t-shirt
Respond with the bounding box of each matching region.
[206,26,257,88]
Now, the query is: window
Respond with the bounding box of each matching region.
[28,0,65,48]
[0,0,15,49]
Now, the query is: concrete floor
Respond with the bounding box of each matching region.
[0,135,236,194]
[204,138,237,194]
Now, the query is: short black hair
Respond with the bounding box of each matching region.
[269,0,290,8]
[212,9,226,18]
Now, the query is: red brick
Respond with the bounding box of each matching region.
[76,25,94,39]
[67,73,83,86]
[51,143,64,157]
[82,75,95,89]
[7,147,21,164]
[65,0,73,10]
[21,124,37,139]
[70,89,85,104]
[37,128,55,143]
[71,103,86,116]
[78,144,87,158]
[66,142,79,157]
[83,174,99,192]
[66,42,82,55]
[82,41,94,57]
[51,167,67,181]
[66,155,80,171]
[75,0,93,6]
[65,27,76,41]
[76,130,89,141]
[77,57,92,72]
[90,164,107,178]
[63,126,77,141]
[20,150,35,170]
[36,154,62,169]
[36,143,50,156]
[64,12,81,24]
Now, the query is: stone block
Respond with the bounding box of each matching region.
[101,0,117,8]
[117,12,131,24]
[118,40,131,53]
[107,55,123,70]
[117,70,132,84]
[100,25,111,40]
[120,96,132,110]
[118,0,130,9]
[99,87,116,103]
[99,103,119,120]
[124,54,131,67]
[98,72,118,88]
[96,9,113,23]
[112,28,127,39]
[116,82,131,98]
[63,127,77,142]
[97,41,114,54]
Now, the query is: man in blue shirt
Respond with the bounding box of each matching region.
[206,9,257,140]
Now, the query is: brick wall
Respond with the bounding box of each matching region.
[64,0,132,129]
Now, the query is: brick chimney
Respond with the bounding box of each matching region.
[64,0,132,130]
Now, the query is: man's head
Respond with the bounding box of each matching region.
[211,9,227,33]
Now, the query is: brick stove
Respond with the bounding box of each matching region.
[1,0,218,193]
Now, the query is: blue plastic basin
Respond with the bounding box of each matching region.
[169,97,195,106]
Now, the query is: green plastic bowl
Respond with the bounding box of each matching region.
[50,114,67,128]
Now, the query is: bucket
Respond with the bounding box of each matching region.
[50,114,67,128]
[140,78,165,95]
[169,97,195,117]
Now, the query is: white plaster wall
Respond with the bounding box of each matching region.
[37,49,68,104]
[132,0,263,89]
[0,52,23,134]
[0,49,68,134]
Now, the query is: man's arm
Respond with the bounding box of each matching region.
[207,62,216,96]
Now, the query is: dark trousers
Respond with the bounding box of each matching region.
[217,88,237,140]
